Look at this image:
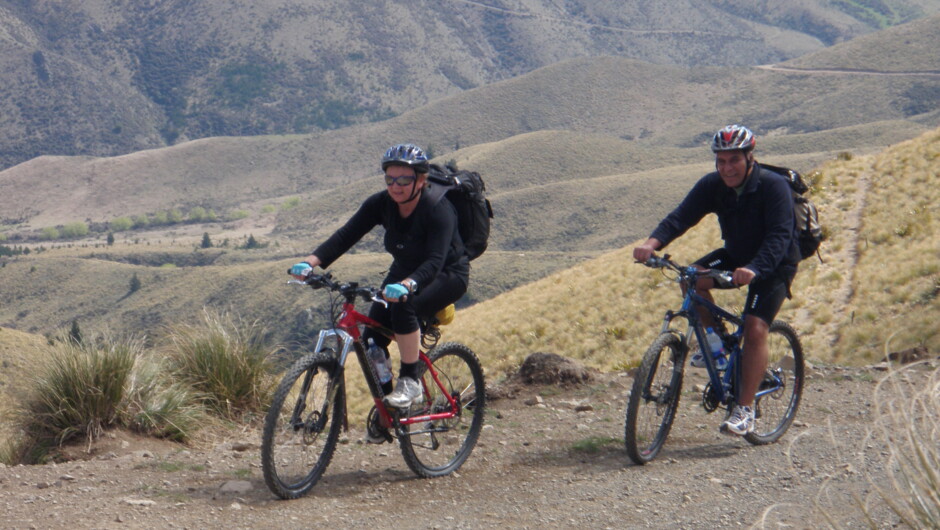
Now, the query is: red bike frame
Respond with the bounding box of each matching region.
[333,299,460,428]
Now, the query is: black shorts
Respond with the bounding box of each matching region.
[363,269,468,347]
[694,248,796,325]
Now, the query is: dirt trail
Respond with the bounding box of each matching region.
[1,360,921,529]
[755,64,940,77]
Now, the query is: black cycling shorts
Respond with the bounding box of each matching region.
[694,248,796,325]
[363,269,468,347]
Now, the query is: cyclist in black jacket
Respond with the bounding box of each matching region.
[633,125,799,436]
[290,144,470,419]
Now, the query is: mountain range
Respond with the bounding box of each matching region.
[0,5,938,357]
[1,0,939,169]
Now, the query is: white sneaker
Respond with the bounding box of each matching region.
[720,405,755,435]
[384,377,424,409]
[690,351,728,370]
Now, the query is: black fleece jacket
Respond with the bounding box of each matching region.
[312,190,469,287]
[649,163,800,278]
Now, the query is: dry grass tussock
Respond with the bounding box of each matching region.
[809,361,940,529]
[164,310,279,420]
[1,334,205,464]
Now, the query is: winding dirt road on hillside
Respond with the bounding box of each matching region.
[1,361,925,529]
[756,65,940,77]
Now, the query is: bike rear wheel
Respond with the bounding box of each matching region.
[745,320,804,445]
[261,352,344,499]
[625,332,686,465]
[399,342,486,478]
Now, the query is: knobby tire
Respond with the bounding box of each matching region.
[624,332,686,465]
[744,320,804,445]
[261,352,344,499]
[398,342,486,478]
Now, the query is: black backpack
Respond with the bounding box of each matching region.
[761,163,823,262]
[426,163,494,260]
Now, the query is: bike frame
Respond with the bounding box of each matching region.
[661,265,783,408]
[312,297,460,429]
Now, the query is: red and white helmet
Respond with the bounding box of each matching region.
[711,125,756,153]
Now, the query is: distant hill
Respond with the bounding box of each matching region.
[4,27,940,232]
[1,14,939,351]
[1,127,936,370]
[2,0,939,169]
[778,13,940,72]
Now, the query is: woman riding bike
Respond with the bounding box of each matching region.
[290,143,469,440]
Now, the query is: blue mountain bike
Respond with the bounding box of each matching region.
[624,255,804,464]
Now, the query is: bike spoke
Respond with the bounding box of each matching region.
[399,343,486,477]
[625,333,685,464]
[261,354,342,499]
[745,321,804,445]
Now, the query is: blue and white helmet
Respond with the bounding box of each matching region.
[711,125,756,153]
[381,143,430,173]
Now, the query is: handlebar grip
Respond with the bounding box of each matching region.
[711,271,736,288]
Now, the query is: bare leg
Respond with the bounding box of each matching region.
[396,329,421,364]
[739,315,769,407]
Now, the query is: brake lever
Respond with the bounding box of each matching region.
[371,294,388,308]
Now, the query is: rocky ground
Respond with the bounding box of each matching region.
[1,358,928,529]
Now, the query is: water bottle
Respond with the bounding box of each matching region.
[705,327,728,370]
[366,339,392,384]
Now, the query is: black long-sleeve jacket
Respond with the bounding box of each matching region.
[649,164,800,278]
[313,190,469,287]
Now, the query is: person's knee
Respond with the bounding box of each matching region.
[744,316,769,341]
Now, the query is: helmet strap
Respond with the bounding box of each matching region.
[404,179,423,203]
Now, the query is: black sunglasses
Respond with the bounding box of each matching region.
[384,174,417,186]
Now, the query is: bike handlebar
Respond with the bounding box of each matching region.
[287,271,387,306]
[640,254,736,288]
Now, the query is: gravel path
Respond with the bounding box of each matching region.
[0,362,919,529]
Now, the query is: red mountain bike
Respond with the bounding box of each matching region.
[261,272,486,499]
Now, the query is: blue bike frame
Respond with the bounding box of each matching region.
[661,265,783,408]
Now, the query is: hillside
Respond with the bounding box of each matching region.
[1,15,939,357]
[778,12,940,72]
[0,326,46,402]
[2,1,939,169]
[439,126,940,370]
[3,46,939,231]
[1,127,936,367]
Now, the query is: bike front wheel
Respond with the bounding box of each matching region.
[625,332,686,465]
[261,352,344,499]
[398,342,486,478]
[745,320,804,445]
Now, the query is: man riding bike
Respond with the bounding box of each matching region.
[632,124,800,435]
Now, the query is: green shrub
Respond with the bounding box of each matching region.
[188,206,208,222]
[40,227,60,240]
[167,209,183,224]
[110,216,133,231]
[167,311,276,419]
[151,211,169,225]
[280,197,301,210]
[60,222,89,239]
[133,215,150,228]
